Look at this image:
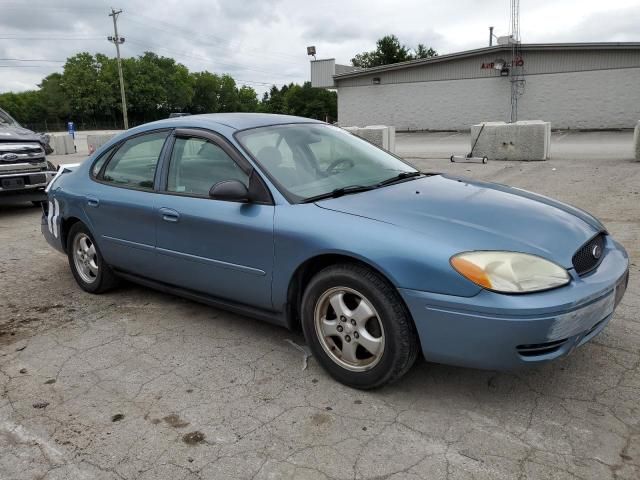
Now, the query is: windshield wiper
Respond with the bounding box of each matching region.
[301,185,375,203]
[376,171,422,187]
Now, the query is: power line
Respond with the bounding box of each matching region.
[0,65,58,68]
[125,38,293,79]
[0,35,104,40]
[0,1,104,11]
[0,58,65,62]
[125,13,299,61]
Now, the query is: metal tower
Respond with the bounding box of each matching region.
[509,0,525,123]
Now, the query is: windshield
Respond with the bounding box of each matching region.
[236,123,416,202]
[0,108,20,127]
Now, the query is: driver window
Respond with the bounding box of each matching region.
[167,137,248,196]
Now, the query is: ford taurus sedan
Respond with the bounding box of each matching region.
[42,113,629,389]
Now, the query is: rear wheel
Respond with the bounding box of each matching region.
[301,263,419,389]
[67,223,118,293]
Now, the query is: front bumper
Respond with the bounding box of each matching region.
[0,168,56,202]
[400,236,629,370]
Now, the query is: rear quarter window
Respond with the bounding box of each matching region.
[90,145,117,178]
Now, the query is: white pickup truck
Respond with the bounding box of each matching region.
[0,107,57,205]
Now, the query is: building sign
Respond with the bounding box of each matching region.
[481,56,524,69]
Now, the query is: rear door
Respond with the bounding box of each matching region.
[86,130,170,279]
[154,129,275,309]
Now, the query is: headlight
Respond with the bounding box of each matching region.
[450,251,570,293]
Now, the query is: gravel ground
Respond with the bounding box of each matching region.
[1,131,638,480]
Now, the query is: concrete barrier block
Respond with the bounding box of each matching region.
[343,125,396,152]
[63,135,75,154]
[634,121,640,160]
[49,134,75,155]
[471,120,551,161]
[87,134,117,154]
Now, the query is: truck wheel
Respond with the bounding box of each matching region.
[67,223,118,293]
[301,263,419,389]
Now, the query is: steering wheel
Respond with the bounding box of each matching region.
[325,157,355,175]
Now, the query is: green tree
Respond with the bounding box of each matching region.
[351,34,438,68]
[0,91,44,127]
[260,82,336,121]
[1,50,338,130]
[217,74,239,112]
[415,44,438,59]
[61,52,103,124]
[260,85,287,114]
[190,71,221,113]
[237,85,258,112]
[38,73,70,129]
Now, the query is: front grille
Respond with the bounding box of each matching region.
[516,338,568,357]
[0,142,45,163]
[572,233,605,276]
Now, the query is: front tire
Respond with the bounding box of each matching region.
[301,263,419,389]
[67,222,118,293]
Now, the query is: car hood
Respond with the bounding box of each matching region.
[0,124,42,143]
[316,174,603,269]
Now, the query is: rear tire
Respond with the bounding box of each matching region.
[301,263,419,389]
[67,222,118,293]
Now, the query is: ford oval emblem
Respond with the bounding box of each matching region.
[1,153,19,162]
[592,244,602,260]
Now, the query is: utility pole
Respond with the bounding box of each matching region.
[108,8,128,129]
[489,26,494,46]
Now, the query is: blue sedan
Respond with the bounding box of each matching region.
[42,114,629,388]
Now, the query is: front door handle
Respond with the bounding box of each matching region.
[86,196,99,207]
[159,207,180,223]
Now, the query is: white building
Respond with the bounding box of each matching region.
[310,43,640,130]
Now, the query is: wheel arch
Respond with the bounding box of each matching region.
[285,253,404,331]
[60,216,83,253]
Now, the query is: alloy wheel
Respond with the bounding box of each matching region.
[314,286,385,372]
[72,233,99,284]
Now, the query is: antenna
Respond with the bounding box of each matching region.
[509,0,524,123]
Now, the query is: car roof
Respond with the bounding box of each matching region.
[132,113,324,133]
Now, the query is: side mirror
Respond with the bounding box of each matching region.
[209,180,249,202]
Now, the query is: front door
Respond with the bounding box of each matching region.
[154,131,275,310]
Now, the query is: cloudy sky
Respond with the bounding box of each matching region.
[1,0,639,95]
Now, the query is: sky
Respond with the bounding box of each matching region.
[1,0,639,95]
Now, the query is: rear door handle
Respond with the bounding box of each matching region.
[159,207,180,223]
[86,196,99,207]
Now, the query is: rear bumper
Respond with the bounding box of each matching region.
[401,236,629,370]
[41,199,66,254]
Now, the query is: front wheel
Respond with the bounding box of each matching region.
[67,222,118,293]
[301,264,419,389]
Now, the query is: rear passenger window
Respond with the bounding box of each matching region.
[167,137,248,196]
[101,131,168,190]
